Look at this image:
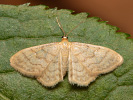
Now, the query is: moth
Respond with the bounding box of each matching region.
[10,17,123,87]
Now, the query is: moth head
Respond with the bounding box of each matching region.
[62,36,68,39]
[61,36,68,42]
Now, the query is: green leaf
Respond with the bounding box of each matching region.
[0,4,133,100]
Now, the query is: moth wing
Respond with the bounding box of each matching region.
[69,42,123,86]
[10,43,63,87]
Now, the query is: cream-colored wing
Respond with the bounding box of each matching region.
[10,43,63,87]
[37,50,63,87]
[69,42,123,86]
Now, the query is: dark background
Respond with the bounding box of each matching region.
[0,0,133,38]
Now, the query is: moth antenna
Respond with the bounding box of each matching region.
[56,17,66,37]
[66,20,85,37]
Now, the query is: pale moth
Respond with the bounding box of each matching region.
[10,17,123,87]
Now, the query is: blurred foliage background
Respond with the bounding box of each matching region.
[0,0,133,38]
